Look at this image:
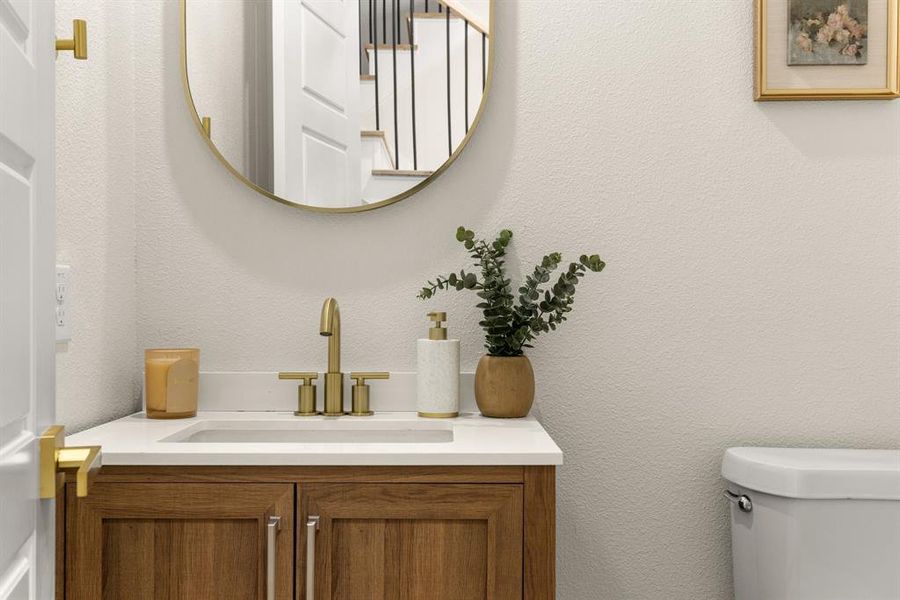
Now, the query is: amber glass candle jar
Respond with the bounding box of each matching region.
[144,348,200,419]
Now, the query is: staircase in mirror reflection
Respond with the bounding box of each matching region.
[358,0,490,204]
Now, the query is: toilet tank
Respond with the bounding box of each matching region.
[722,447,900,600]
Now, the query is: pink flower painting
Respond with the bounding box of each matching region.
[788,0,868,65]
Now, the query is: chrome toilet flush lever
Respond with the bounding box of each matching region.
[724,490,753,513]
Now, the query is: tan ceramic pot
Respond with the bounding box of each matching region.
[474,355,535,418]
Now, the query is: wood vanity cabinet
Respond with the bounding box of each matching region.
[301,483,523,599]
[59,466,555,600]
[63,482,294,599]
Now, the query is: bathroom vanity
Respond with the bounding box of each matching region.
[58,412,560,600]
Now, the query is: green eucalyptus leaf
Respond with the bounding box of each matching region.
[418,227,604,353]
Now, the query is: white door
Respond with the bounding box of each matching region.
[273,0,361,207]
[0,0,57,598]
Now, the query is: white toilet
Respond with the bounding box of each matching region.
[722,447,900,600]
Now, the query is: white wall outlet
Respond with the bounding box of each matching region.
[56,265,72,342]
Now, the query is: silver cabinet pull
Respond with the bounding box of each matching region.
[306,515,320,599]
[267,516,281,600]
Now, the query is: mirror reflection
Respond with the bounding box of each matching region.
[184,0,492,211]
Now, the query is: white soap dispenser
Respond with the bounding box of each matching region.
[417,311,460,418]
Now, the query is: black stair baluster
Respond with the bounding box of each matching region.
[374,0,380,130]
[410,0,418,170]
[392,0,399,169]
[481,31,486,92]
[382,0,386,44]
[464,19,469,133]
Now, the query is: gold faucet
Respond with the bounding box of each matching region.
[320,298,344,415]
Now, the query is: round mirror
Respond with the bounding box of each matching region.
[181,0,493,213]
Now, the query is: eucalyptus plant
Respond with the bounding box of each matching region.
[418,227,605,357]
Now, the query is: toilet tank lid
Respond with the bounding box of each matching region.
[722,447,900,500]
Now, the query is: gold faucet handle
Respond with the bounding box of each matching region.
[278,371,319,385]
[278,372,319,416]
[349,372,390,386]
[348,372,390,416]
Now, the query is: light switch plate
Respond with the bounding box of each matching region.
[56,265,72,342]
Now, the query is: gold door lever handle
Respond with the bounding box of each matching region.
[56,19,88,60]
[40,425,102,499]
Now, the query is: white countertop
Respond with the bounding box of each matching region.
[67,411,564,466]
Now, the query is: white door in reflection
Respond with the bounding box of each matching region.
[273,0,362,207]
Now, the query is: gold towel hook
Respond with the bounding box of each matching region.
[56,19,88,60]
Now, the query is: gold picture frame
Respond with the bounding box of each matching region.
[755,0,900,100]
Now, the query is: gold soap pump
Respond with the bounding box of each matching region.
[428,311,448,340]
[416,311,460,418]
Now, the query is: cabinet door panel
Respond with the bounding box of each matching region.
[300,484,522,600]
[392,519,488,599]
[330,519,387,597]
[66,482,293,600]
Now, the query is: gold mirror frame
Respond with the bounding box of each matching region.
[180,0,495,213]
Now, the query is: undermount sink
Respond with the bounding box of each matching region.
[161,420,454,444]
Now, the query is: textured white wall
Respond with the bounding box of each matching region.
[60,1,900,597]
[55,1,140,432]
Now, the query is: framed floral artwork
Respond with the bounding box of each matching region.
[755,0,900,99]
